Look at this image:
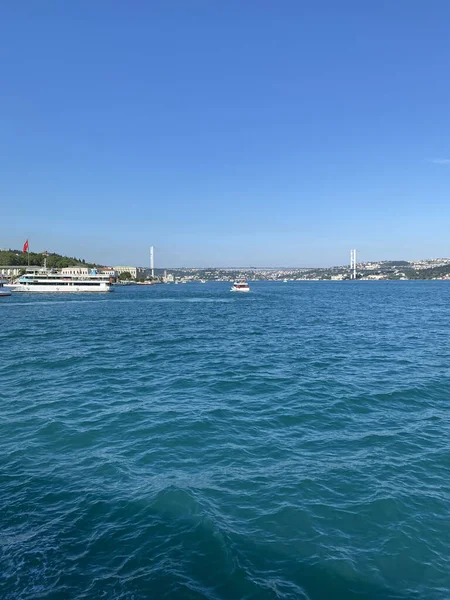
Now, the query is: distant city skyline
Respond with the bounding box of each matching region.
[2,2,450,266]
[2,241,450,271]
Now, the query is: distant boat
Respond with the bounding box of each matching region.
[231,279,250,293]
[0,278,11,297]
[283,279,288,283]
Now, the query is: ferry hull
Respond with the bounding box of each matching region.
[8,284,112,293]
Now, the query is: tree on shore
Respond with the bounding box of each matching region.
[0,249,101,269]
[118,271,133,281]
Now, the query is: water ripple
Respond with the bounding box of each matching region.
[1,282,449,599]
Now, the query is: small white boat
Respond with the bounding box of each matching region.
[231,279,250,292]
[0,278,11,297]
[283,279,288,283]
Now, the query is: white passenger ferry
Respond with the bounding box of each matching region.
[9,265,114,293]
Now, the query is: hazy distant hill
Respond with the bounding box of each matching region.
[405,264,450,280]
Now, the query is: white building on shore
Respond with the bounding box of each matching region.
[61,266,90,276]
[99,268,117,277]
[0,265,40,278]
[61,266,118,277]
[113,266,146,279]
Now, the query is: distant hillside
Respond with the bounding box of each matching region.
[0,249,101,269]
[379,261,410,267]
[405,264,450,280]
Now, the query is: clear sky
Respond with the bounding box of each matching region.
[1,1,450,268]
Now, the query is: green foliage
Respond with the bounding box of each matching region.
[406,265,450,280]
[0,249,101,269]
[118,271,133,281]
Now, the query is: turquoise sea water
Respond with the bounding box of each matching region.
[1,281,449,599]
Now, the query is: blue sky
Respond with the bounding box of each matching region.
[1,1,450,267]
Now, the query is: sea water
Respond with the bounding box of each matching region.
[1,281,449,599]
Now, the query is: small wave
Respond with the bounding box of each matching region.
[1,282,449,599]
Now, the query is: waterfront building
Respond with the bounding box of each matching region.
[61,266,90,276]
[113,266,146,279]
[99,268,117,277]
[0,265,40,278]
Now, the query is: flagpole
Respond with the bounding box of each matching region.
[28,239,30,267]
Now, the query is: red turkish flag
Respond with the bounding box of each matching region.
[23,239,29,253]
